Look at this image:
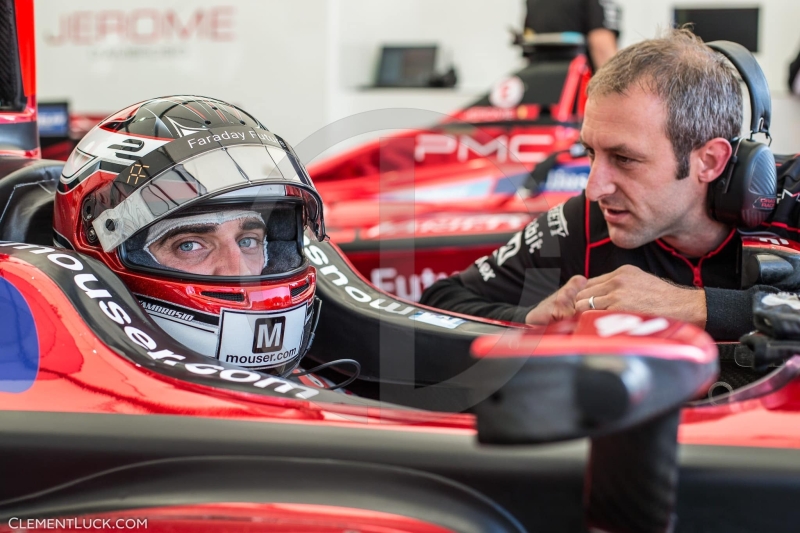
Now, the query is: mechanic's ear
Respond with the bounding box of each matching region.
[693,137,734,183]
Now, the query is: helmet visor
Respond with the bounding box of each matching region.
[93,139,325,252]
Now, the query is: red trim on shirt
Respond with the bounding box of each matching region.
[654,229,736,288]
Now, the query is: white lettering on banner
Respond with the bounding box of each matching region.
[595,314,670,338]
[0,241,318,400]
[547,204,569,237]
[524,219,544,254]
[304,236,415,314]
[415,134,552,163]
[494,232,522,267]
[475,256,496,282]
[371,267,449,302]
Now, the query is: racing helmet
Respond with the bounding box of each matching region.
[53,96,326,376]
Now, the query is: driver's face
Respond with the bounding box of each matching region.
[148,217,266,276]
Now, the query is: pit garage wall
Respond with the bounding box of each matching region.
[35,0,800,155]
[34,0,333,148]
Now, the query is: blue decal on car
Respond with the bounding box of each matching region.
[0,278,38,393]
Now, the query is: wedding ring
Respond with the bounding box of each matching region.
[589,295,596,310]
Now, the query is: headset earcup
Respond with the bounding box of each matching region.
[710,140,777,227]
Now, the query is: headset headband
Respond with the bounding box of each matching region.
[707,40,771,138]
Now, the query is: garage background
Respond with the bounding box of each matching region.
[34,0,800,156]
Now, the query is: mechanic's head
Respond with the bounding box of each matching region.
[53,96,326,377]
[582,28,742,249]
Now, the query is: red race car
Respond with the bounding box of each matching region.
[4,1,800,532]
[304,35,592,301]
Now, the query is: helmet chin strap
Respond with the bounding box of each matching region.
[143,209,268,268]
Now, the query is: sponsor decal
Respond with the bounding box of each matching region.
[415,133,552,163]
[475,255,496,282]
[409,311,465,330]
[494,232,522,267]
[543,168,589,192]
[753,196,777,210]
[761,293,800,310]
[252,316,286,353]
[216,306,305,369]
[185,128,275,149]
[489,76,525,109]
[304,236,415,316]
[524,219,544,254]
[371,267,448,302]
[547,204,569,237]
[0,278,38,393]
[757,237,790,245]
[0,242,318,400]
[594,314,669,338]
[364,214,530,239]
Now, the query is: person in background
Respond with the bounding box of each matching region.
[523,0,620,70]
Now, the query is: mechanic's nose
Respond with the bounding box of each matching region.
[585,160,616,201]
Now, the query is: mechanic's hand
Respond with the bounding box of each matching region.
[574,265,707,328]
[525,275,588,325]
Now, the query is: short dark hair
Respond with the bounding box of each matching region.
[587,27,743,179]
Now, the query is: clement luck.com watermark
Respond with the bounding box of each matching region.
[7,518,148,530]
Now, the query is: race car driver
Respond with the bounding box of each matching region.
[420,29,779,342]
[53,96,331,380]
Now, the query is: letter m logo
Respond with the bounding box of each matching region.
[252,316,285,353]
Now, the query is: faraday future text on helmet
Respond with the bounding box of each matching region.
[91,125,326,252]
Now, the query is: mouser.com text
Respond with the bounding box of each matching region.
[8,517,147,530]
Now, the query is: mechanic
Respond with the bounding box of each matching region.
[523,0,620,70]
[53,96,332,380]
[420,29,776,342]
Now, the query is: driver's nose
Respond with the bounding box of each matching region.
[211,242,250,276]
[585,159,616,202]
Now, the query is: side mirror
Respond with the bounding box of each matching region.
[472,311,718,533]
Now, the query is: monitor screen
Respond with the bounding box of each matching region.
[674,7,759,52]
[375,46,437,87]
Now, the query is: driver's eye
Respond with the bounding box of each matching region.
[178,241,199,252]
[239,237,258,248]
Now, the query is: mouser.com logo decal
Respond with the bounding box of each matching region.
[253,316,285,353]
[0,242,318,400]
[216,306,305,369]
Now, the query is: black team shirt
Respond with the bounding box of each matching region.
[524,0,620,38]
[420,192,772,341]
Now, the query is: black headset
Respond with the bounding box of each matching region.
[705,41,777,228]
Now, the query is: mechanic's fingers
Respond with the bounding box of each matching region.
[575,280,612,302]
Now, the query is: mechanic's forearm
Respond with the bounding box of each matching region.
[419,277,529,323]
[704,285,779,341]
